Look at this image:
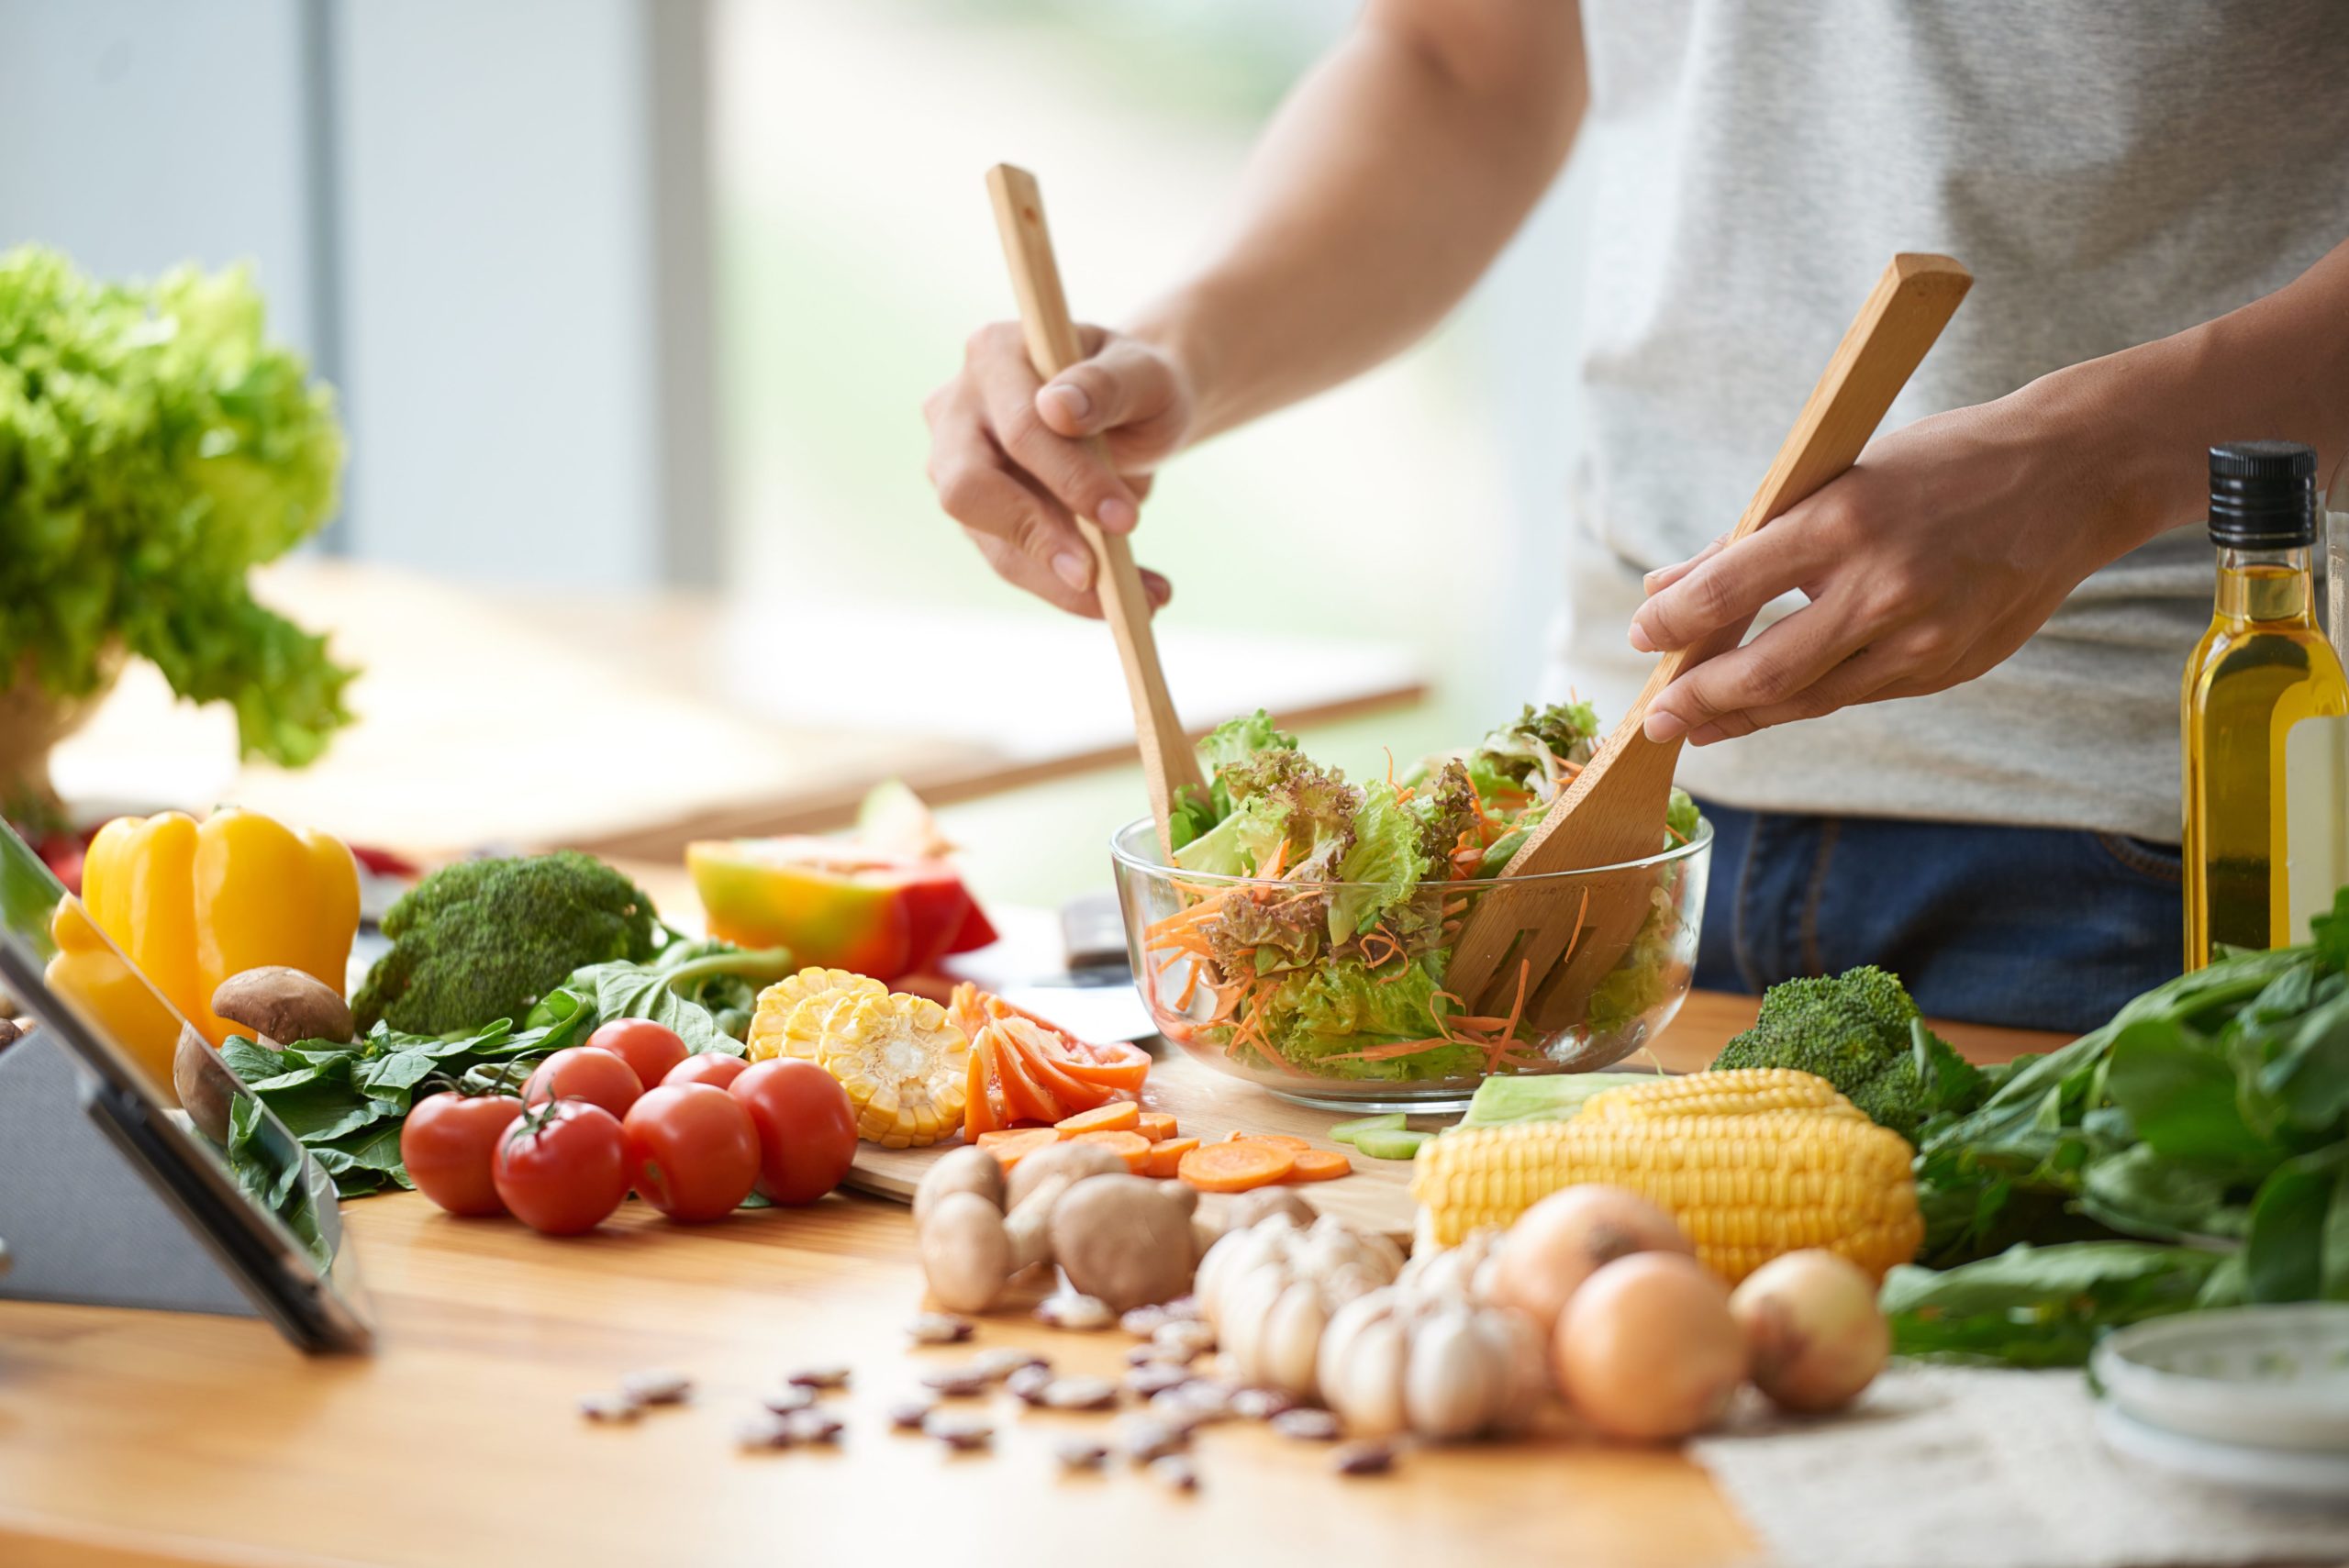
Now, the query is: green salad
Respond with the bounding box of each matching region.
[1140,706,1705,1084]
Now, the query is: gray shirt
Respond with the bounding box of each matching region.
[1548,0,2349,841]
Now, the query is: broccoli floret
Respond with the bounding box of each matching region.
[351,851,662,1034]
[1709,965,1985,1142]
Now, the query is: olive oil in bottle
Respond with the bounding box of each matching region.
[2182,442,2349,967]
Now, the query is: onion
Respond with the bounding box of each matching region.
[1554,1253,1744,1441]
[1728,1251,1888,1413]
[1490,1184,1692,1336]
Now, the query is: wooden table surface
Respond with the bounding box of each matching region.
[0,995,2060,1568]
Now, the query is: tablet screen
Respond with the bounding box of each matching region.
[0,818,370,1341]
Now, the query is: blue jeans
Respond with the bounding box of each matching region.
[1689,799,2182,1034]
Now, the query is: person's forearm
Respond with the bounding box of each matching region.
[2038,235,2349,555]
[1130,0,1585,445]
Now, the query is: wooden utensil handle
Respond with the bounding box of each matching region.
[985,164,1207,849]
[1653,252,1971,685]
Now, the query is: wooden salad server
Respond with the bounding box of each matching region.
[986,163,1207,855]
[1447,252,1973,1036]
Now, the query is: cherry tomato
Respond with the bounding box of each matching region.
[492,1099,629,1235]
[664,1053,749,1091]
[400,1092,525,1216]
[622,1084,760,1222]
[729,1059,858,1206]
[587,1018,688,1095]
[523,1046,642,1120]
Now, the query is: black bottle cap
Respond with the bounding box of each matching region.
[2209,440,2317,548]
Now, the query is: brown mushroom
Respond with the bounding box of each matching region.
[1004,1140,1125,1211]
[918,1186,1058,1313]
[914,1144,1005,1227]
[211,967,352,1047]
[173,1023,238,1144]
[1051,1173,1200,1312]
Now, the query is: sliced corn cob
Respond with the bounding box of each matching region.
[1577,1067,1865,1124]
[745,967,884,1062]
[1410,1101,1921,1282]
[816,990,967,1149]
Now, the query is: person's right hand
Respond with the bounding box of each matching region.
[923,321,1192,617]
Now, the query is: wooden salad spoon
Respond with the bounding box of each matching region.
[1446,252,1974,1037]
[985,163,1207,857]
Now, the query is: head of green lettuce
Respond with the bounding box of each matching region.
[0,245,353,809]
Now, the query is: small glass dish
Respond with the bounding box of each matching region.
[1109,815,1711,1109]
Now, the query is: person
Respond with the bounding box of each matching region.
[921,1,2349,1032]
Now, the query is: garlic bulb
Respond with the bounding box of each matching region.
[1317,1280,1548,1440]
[1195,1213,1404,1399]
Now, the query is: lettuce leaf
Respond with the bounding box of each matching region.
[1328,785,1425,940]
[1255,960,1482,1082]
[0,246,352,771]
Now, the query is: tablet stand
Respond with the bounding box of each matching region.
[0,1030,258,1318]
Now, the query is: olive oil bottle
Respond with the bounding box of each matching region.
[2182,442,2349,967]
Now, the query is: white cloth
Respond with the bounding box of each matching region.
[1689,1365,2349,1568]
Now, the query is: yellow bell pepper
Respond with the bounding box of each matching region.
[77,806,361,1046]
[46,895,188,1099]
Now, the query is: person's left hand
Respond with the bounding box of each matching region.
[1627,392,2140,745]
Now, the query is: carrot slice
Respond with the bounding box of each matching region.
[981,1128,1064,1168]
[1057,1102,1141,1136]
[1070,1129,1153,1173]
[1135,1112,1179,1143]
[1284,1148,1352,1183]
[1145,1136,1198,1178]
[1225,1131,1314,1153]
[993,1015,1115,1115]
[1178,1140,1297,1192]
[963,1038,1001,1139]
[1057,1038,1152,1094]
[985,1025,1063,1124]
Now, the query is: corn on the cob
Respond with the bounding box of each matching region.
[1410,1073,1920,1282]
[746,967,883,1062]
[814,990,966,1149]
[1578,1067,1866,1124]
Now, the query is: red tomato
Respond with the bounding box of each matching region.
[523,1046,642,1120]
[622,1084,761,1222]
[401,1092,525,1217]
[492,1100,629,1235]
[729,1059,858,1205]
[587,1018,688,1095]
[664,1053,749,1091]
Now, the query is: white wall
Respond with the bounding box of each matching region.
[0,0,320,353]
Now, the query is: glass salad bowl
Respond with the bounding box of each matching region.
[1110,815,1711,1109]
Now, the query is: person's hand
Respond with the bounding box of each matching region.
[923,321,1192,617]
[1627,394,2139,745]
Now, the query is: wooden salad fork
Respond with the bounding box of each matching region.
[986,164,1207,855]
[1446,253,1974,1038]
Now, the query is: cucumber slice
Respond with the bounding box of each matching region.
[1353,1128,1431,1161]
[1330,1112,1406,1146]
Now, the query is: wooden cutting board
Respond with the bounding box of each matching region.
[844,1042,1430,1240]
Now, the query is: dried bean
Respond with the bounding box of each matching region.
[1270,1407,1342,1442]
[919,1364,992,1398]
[924,1412,994,1451]
[1149,1455,1201,1494]
[1119,1417,1188,1463]
[735,1412,795,1450]
[785,1408,843,1444]
[1119,1305,1172,1337]
[1152,1319,1217,1358]
[785,1363,852,1389]
[887,1397,937,1430]
[907,1313,975,1345]
[618,1368,692,1407]
[1332,1440,1397,1476]
[1231,1387,1298,1421]
[1053,1437,1111,1471]
[578,1394,641,1424]
[970,1347,1048,1382]
[1034,1293,1114,1331]
[1006,1364,1055,1407]
[760,1385,818,1415]
[1126,1362,1194,1398]
[1041,1376,1119,1412]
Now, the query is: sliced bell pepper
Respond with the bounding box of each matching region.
[686,836,985,983]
